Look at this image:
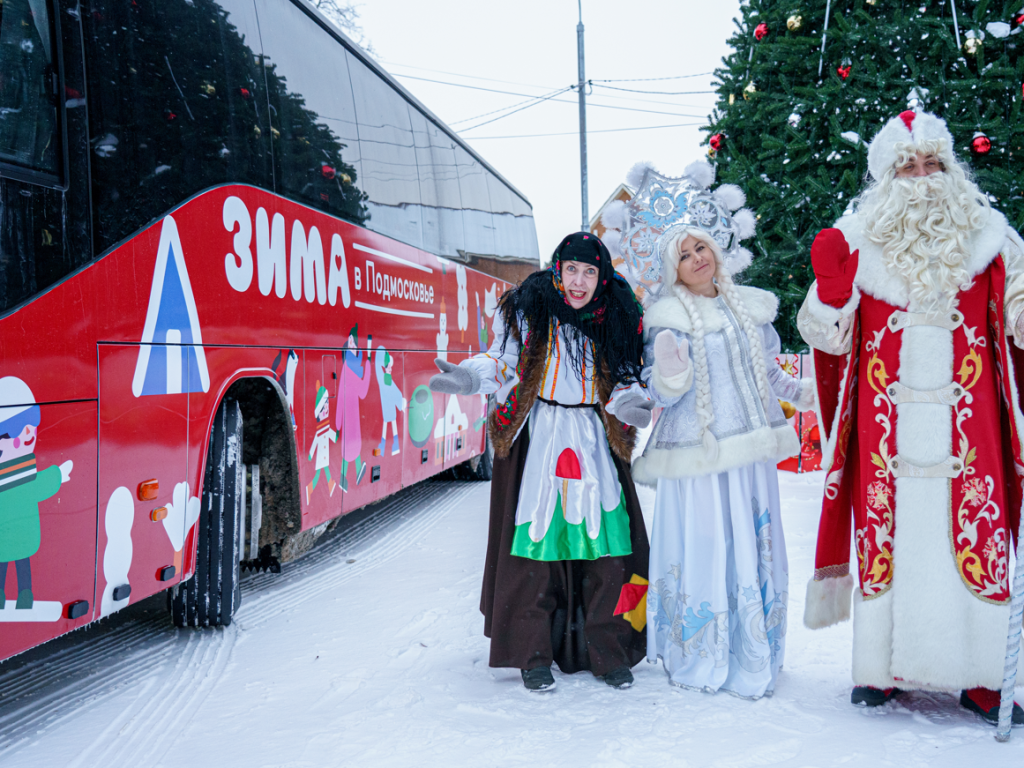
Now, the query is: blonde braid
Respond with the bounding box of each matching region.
[672,283,719,461]
[716,270,773,413]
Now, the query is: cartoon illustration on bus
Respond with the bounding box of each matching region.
[374,347,406,457]
[337,327,373,491]
[307,382,338,503]
[437,299,449,361]
[456,265,469,343]
[0,377,72,621]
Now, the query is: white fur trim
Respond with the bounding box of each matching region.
[683,160,714,189]
[600,199,628,232]
[795,377,816,411]
[643,286,778,339]
[867,111,954,181]
[724,247,753,275]
[652,361,693,398]
[852,590,896,689]
[604,229,623,259]
[713,183,746,212]
[803,574,853,629]
[626,161,656,190]
[632,423,799,484]
[733,208,757,240]
[836,208,1010,309]
[805,281,860,325]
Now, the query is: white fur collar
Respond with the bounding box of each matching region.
[836,206,1011,310]
[643,284,779,337]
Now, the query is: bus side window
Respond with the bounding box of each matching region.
[0,0,59,178]
[83,0,273,254]
[253,0,366,228]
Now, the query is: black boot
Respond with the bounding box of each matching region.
[851,686,899,706]
[521,666,556,692]
[600,666,634,689]
[960,688,1024,725]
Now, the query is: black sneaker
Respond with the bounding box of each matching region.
[851,686,899,706]
[521,666,556,692]
[601,666,634,689]
[960,688,1024,725]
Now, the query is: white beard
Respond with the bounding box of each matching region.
[861,173,984,312]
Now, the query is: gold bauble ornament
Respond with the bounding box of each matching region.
[865,0,877,5]
[729,93,736,105]
[743,81,757,99]
[963,37,982,55]
[787,14,803,31]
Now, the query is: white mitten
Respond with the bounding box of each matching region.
[654,330,690,379]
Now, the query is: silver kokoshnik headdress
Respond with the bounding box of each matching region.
[601,160,757,303]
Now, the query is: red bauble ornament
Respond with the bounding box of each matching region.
[1014,12,1024,27]
[709,133,725,151]
[971,133,992,155]
[836,65,851,80]
[321,164,336,180]
[239,87,251,99]
[754,22,769,40]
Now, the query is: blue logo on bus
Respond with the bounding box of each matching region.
[132,215,210,397]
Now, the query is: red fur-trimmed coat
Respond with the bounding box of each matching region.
[797,207,1024,692]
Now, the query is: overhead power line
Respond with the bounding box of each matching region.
[457,87,578,131]
[449,86,575,126]
[590,71,714,82]
[463,121,705,140]
[592,83,715,96]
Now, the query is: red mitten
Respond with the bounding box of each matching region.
[811,229,859,309]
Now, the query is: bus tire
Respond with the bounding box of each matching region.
[170,399,244,627]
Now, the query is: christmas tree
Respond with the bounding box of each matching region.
[706,0,1024,350]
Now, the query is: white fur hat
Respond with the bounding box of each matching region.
[867,110,955,181]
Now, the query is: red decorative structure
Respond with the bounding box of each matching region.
[775,354,823,473]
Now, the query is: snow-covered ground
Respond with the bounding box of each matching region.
[2,470,1024,767]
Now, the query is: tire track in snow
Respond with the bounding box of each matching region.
[0,479,479,767]
[236,481,478,629]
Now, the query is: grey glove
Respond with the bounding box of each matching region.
[429,359,479,395]
[613,392,654,429]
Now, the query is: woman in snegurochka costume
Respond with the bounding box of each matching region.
[628,162,815,699]
[429,232,653,692]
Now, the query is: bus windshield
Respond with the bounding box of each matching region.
[0,0,58,177]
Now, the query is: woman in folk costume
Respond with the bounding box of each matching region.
[429,232,653,692]
[615,161,814,698]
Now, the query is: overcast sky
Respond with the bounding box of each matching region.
[356,0,742,262]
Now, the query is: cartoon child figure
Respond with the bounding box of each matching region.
[306,381,338,503]
[0,377,72,611]
[456,265,468,343]
[436,299,449,362]
[336,325,372,491]
[374,347,406,456]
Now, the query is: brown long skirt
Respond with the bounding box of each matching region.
[480,426,650,676]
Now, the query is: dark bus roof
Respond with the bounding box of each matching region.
[296,0,533,211]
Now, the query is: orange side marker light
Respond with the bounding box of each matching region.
[138,479,159,501]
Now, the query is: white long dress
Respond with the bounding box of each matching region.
[460,313,645,561]
[644,297,792,699]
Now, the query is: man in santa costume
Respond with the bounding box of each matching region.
[798,109,1024,724]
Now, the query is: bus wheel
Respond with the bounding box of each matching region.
[170,399,244,627]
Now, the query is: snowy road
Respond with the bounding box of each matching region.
[2,471,1024,767]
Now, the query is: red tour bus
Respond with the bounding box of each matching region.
[0,0,539,661]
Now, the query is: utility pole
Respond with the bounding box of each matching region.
[577,0,589,232]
